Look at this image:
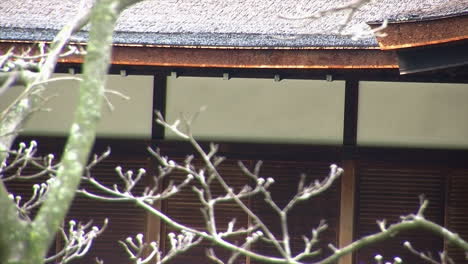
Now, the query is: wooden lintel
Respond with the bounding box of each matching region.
[338,160,357,264]
[369,15,468,50]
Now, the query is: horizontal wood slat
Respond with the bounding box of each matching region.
[355,162,444,264]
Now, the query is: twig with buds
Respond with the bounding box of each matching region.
[373,254,403,264]
[0,141,59,182]
[8,178,53,221]
[46,219,108,264]
[404,240,456,264]
[120,232,202,264]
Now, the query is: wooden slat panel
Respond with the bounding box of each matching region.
[446,169,468,263]
[355,161,444,263]
[161,158,249,264]
[251,160,340,263]
[66,158,148,264]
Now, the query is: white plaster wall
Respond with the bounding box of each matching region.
[0,74,153,138]
[5,75,467,148]
[358,81,468,148]
[166,77,345,144]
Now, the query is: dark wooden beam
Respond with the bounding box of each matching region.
[13,135,468,164]
[52,62,468,83]
[343,80,359,154]
[397,40,468,74]
[152,74,167,139]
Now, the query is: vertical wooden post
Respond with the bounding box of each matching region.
[343,79,359,147]
[144,158,162,253]
[146,73,167,253]
[338,160,356,264]
[339,79,359,264]
[152,74,167,139]
[145,201,161,245]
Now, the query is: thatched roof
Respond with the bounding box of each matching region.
[1,0,467,48]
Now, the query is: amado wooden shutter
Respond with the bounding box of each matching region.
[250,160,340,263]
[160,158,249,264]
[355,161,444,264]
[445,168,468,263]
[65,158,148,264]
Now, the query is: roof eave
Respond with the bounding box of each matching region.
[368,14,468,50]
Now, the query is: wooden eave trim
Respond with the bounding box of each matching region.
[113,48,398,69]
[0,42,398,69]
[369,15,468,50]
[77,46,398,69]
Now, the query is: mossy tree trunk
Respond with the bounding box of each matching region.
[0,0,142,263]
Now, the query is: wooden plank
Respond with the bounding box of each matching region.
[338,160,356,264]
